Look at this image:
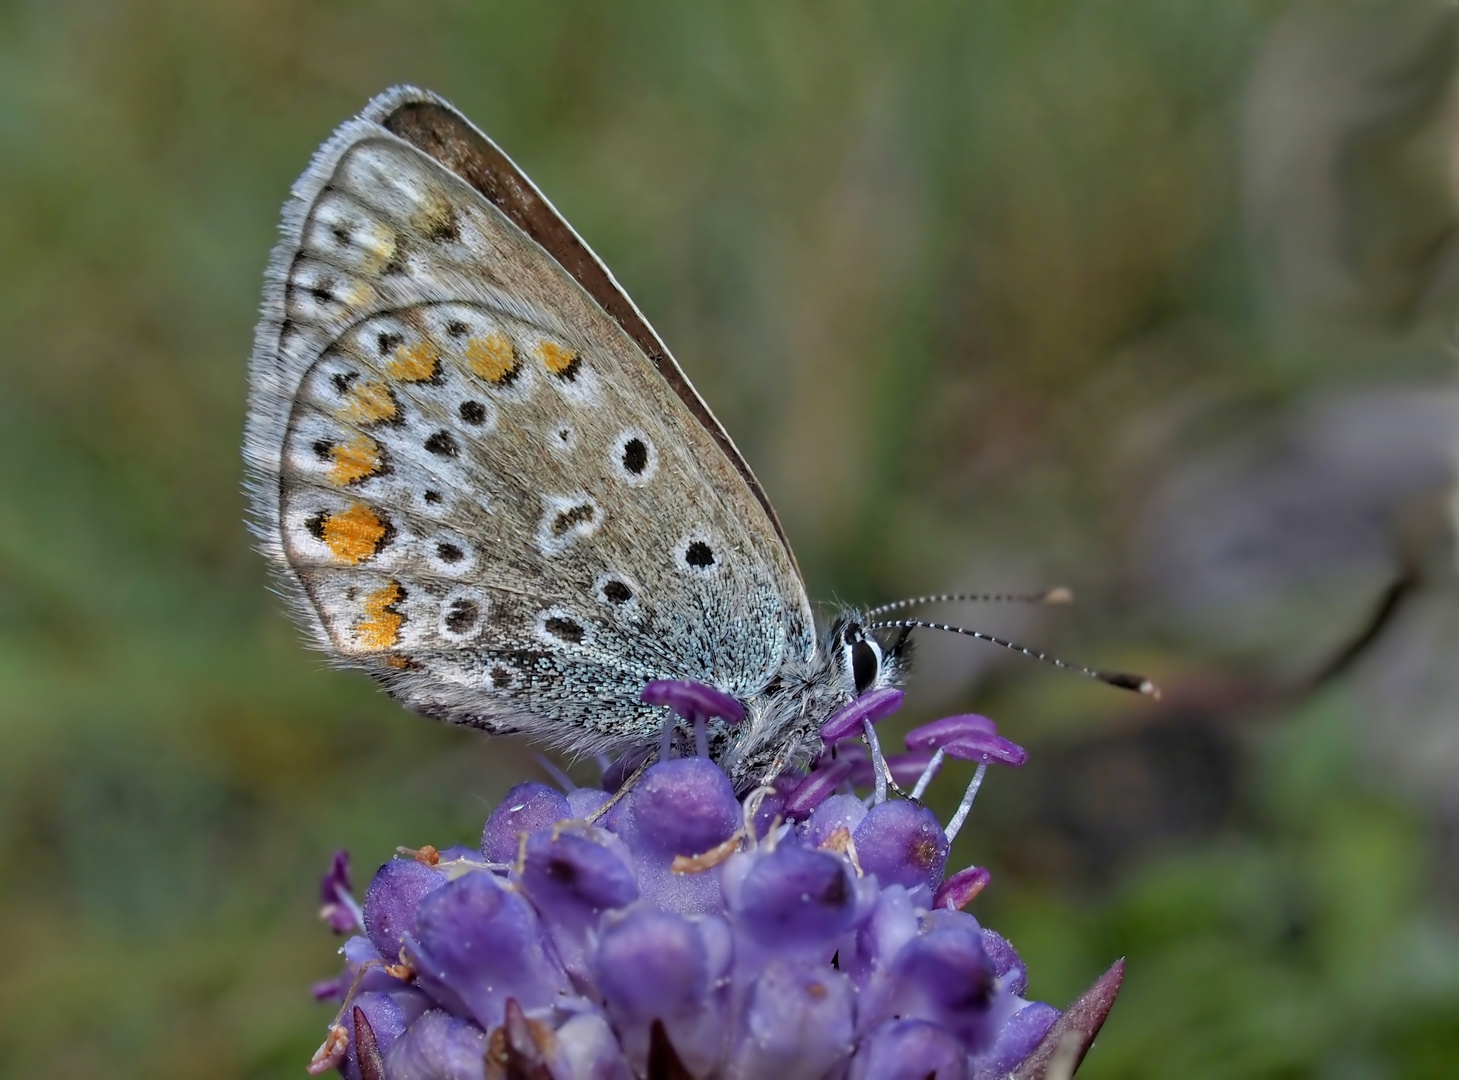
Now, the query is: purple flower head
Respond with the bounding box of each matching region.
[722,842,872,960]
[381,1010,485,1079]
[595,906,727,1075]
[307,679,1123,1077]
[851,1018,969,1080]
[623,757,739,859]
[729,961,856,1078]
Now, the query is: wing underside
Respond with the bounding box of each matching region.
[244,88,813,754]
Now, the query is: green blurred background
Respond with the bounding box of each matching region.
[5,1,1459,1076]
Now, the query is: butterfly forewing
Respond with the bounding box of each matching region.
[246,88,813,756]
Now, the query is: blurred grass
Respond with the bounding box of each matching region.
[3,1,1459,1076]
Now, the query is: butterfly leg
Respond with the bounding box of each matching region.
[586,756,653,824]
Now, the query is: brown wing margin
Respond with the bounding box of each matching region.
[378,97,800,574]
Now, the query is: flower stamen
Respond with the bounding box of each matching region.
[909,746,946,800]
[863,717,890,805]
[944,762,988,842]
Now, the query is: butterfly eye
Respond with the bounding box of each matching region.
[843,624,881,695]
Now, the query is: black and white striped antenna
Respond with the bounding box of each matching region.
[866,616,1159,697]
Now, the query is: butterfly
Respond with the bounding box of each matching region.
[245,88,1153,790]
[243,86,917,787]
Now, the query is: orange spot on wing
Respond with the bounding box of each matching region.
[464,332,519,384]
[535,339,579,377]
[321,503,389,564]
[328,434,383,485]
[356,579,405,650]
[338,380,397,425]
[386,340,440,382]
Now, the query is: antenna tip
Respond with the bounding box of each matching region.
[1102,671,1160,697]
[1042,586,1074,605]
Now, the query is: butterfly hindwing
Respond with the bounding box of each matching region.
[245,88,814,755]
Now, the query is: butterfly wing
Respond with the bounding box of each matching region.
[245,87,814,756]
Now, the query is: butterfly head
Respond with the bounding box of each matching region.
[830,613,910,699]
[718,612,912,787]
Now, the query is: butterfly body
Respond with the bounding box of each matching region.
[246,88,901,786]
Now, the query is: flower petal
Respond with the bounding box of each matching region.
[941,733,1028,768]
[383,1010,487,1080]
[641,679,745,725]
[905,713,998,750]
[979,927,1027,996]
[410,870,569,1031]
[854,800,950,893]
[862,925,998,1051]
[850,1018,968,1080]
[724,844,862,952]
[595,906,722,1076]
[623,758,740,860]
[725,962,856,1079]
[481,781,571,863]
[974,1002,1059,1079]
[362,859,444,961]
[820,687,905,743]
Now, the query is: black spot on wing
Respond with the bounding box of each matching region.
[551,503,596,536]
[545,616,584,644]
[622,438,648,475]
[444,598,479,634]
[424,431,460,457]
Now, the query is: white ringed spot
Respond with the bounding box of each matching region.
[674,532,721,577]
[425,530,477,577]
[534,607,593,649]
[438,588,488,642]
[538,493,602,557]
[593,571,641,613]
[611,428,658,486]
